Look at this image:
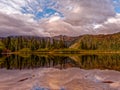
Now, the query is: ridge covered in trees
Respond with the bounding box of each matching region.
[0,36,69,53]
[70,32,120,51]
[0,32,120,53]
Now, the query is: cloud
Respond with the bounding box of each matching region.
[41,0,118,36]
[48,16,61,23]
[0,13,48,37]
[96,14,120,34]
[0,0,119,37]
[58,0,115,24]
[0,0,25,14]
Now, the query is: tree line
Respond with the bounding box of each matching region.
[70,33,120,51]
[0,36,67,52]
[1,32,120,53]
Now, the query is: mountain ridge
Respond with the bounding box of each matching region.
[0,32,120,53]
[70,32,120,50]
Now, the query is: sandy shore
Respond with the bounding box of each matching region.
[0,68,120,90]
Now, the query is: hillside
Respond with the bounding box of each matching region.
[70,32,120,51]
[1,32,120,53]
[0,35,77,53]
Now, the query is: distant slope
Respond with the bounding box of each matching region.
[0,35,78,52]
[70,32,120,50]
[52,35,78,47]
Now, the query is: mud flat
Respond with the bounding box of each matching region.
[0,68,120,90]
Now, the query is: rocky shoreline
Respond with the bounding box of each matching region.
[0,68,120,90]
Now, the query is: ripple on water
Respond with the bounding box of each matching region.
[31,86,65,90]
[32,86,49,90]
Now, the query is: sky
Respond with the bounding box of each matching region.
[0,0,120,37]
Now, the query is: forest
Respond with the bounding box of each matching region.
[0,32,120,53]
[0,36,68,53]
[70,32,120,51]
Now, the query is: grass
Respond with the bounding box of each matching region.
[2,48,120,54]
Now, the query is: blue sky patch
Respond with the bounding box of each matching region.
[113,0,120,13]
[34,8,64,20]
[21,0,64,20]
[115,7,120,13]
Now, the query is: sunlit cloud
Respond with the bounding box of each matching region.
[48,16,61,23]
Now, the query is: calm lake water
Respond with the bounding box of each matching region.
[0,54,120,71]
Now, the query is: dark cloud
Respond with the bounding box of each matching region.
[0,13,46,37]
[58,0,115,25]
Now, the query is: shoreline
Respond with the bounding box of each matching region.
[1,50,120,55]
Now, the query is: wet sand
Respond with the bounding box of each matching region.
[0,68,120,90]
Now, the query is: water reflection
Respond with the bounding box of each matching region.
[70,54,120,71]
[0,54,120,71]
[0,54,77,70]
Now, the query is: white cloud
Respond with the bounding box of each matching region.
[0,0,25,14]
[48,16,61,23]
[93,24,103,29]
[104,14,120,24]
[95,14,120,34]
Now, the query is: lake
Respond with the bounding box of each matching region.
[0,53,120,90]
[0,53,120,71]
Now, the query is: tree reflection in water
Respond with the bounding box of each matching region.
[0,54,76,70]
[0,54,120,71]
